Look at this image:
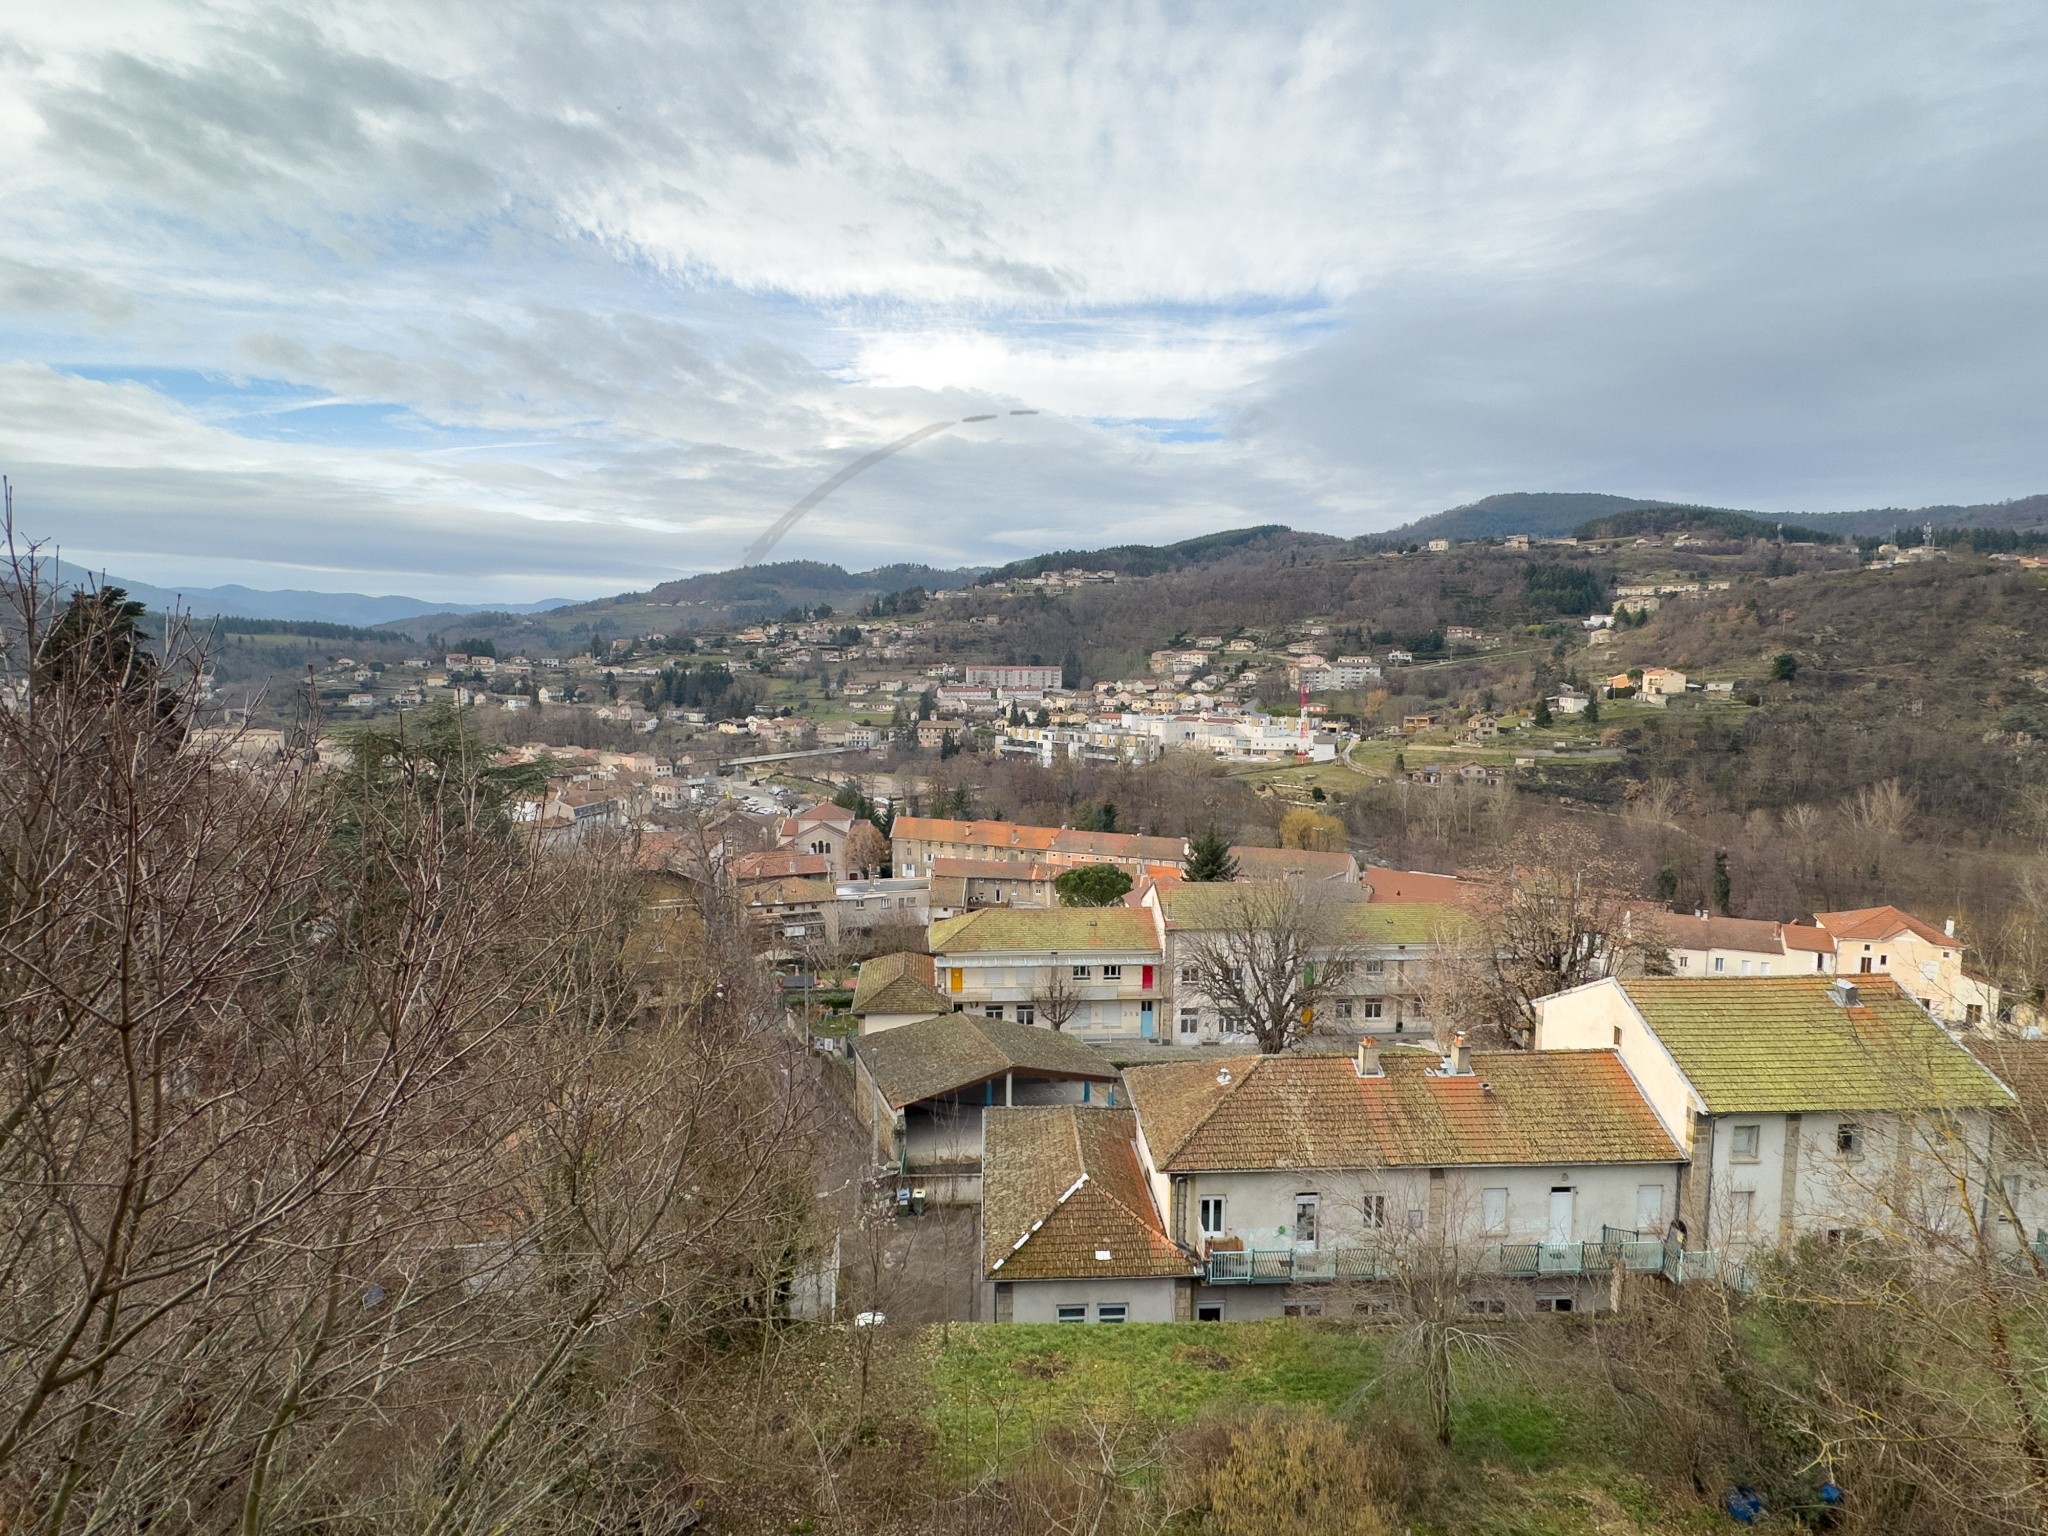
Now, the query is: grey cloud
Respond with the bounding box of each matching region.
[0,260,136,325]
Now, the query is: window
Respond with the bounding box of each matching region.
[984,1004,1004,1020]
[1967,1003,1985,1025]
[1540,1296,1575,1313]
[1676,955,1689,968]
[1196,1303,1224,1322]
[1482,1187,1508,1233]
[1468,1298,1508,1316]
[1859,956,1872,974]
[1729,1190,1755,1229]
[1636,1184,1665,1231]
[1071,965,1092,980]
[1730,1124,1761,1162]
[1282,1302,1324,1318]
[1102,964,1122,981]
[1362,1194,1387,1230]
[1096,1303,1127,1324]
[1178,1009,1199,1037]
[1055,1305,1086,1323]
[1712,956,1725,973]
[1199,1196,1226,1237]
[1759,962,1771,976]
[1335,1000,1354,1021]
[1294,1195,1320,1249]
[1016,1004,1036,1026]
[1407,1206,1425,1230]
[1361,1001,1384,1020]
[1364,959,1386,974]
[1836,1121,1863,1157]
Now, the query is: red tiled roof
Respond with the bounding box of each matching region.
[930,856,1057,881]
[1125,1049,1681,1172]
[1781,925,1834,953]
[1365,867,1473,906]
[983,1106,1198,1281]
[1813,906,1952,948]
[893,816,1060,851]
[729,849,830,881]
[1636,910,1786,953]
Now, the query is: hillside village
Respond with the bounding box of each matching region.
[622,786,2040,1328]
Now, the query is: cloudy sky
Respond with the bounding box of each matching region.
[2,3,2044,601]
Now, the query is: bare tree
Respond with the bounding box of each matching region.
[1031,966,1084,1032]
[845,819,888,880]
[1179,882,1361,1053]
[0,518,824,1535]
[1426,823,1645,1048]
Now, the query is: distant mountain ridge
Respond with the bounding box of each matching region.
[90,488,2048,632]
[92,576,575,627]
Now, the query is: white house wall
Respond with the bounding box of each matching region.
[1000,1276,1182,1323]
[1534,981,1698,1147]
[1171,1164,1679,1252]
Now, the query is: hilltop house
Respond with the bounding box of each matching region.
[1635,904,1999,1027]
[1140,882,1464,1045]
[1535,976,2012,1256]
[982,1106,1201,1322]
[891,816,1188,881]
[929,907,1166,1044]
[1122,1043,1686,1319]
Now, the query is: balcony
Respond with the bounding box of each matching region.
[1202,1228,1737,1288]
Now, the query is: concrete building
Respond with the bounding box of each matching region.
[1534,975,2012,1258]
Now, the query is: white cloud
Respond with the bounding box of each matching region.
[0,1,2042,596]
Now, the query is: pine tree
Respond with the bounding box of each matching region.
[1185,827,1239,882]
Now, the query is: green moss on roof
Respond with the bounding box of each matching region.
[850,951,952,1017]
[854,1015,1118,1109]
[931,906,1158,954]
[1619,976,2011,1114]
[1341,902,1464,946]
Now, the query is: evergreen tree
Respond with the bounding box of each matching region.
[1713,849,1732,915]
[1532,695,1553,727]
[1185,827,1239,882]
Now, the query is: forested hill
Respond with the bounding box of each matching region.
[1375,489,2048,546]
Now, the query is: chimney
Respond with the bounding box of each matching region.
[1828,979,1860,1009]
[1945,917,1956,939]
[1451,1031,1472,1075]
[1356,1042,1384,1077]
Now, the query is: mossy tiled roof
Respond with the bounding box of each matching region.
[1339,901,1466,947]
[1227,846,1357,881]
[982,1106,1198,1281]
[1618,976,2010,1114]
[1124,1049,1681,1172]
[930,906,1159,954]
[850,951,952,1017]
[854,1014,1117,1109]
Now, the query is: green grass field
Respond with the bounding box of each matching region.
[920,1321,1722,1533]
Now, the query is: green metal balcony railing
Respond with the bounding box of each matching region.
[1202,1229,1738,1288]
